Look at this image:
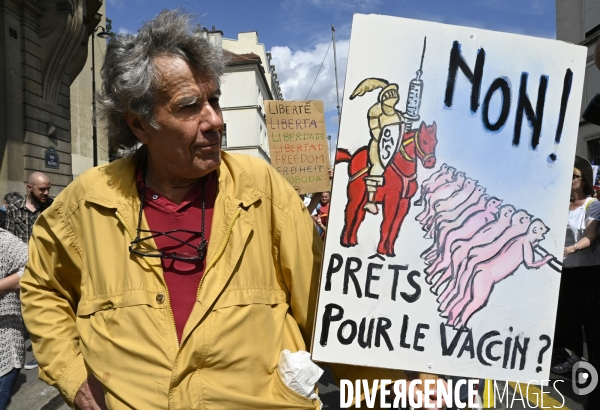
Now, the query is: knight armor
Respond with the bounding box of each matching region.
[350,79,406,214]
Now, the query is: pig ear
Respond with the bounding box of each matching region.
[420,121,427,131]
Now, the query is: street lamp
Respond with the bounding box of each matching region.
[91,26,113,167]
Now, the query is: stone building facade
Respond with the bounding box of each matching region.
[0,0,102,196]
[222,31,283,101]
[70,0,107,179]
[556,0,600,170]
[220,50,274,161]
[209,30,283,161]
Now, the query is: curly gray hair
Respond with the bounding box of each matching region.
[96,9,226,151]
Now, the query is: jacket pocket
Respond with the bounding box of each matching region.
[273,370,317,408]
[76,289,166,316]
[201,289,317,409]
[211,288,287,310]
[74,288,174,408]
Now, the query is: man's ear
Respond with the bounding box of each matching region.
[124,112,150,145]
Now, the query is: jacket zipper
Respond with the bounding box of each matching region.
[197,208,242,296]
[115,210,180,348]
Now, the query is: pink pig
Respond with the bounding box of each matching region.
[424,178,477,234]
[427,197,503,293]
[424,185,485,237]
[423,192,489,261]
[437,205,515,310]
[442,210,532,319]
[416,172,465,226]
[449,219,554,328]
[414,164,451,206]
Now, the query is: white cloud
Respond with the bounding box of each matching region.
[305,0,382,12]
[270,38,349,116]
[118,27,133,35]
[270,38,350,144]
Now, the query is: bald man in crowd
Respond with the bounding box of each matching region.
[5,172,52,243]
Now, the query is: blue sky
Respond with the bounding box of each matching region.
[107,0,556,141]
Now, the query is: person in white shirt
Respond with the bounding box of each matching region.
[0,229,28,410]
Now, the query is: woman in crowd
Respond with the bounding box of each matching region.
[0,228,28,409]
[554,155,600,406]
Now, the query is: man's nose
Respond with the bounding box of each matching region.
[201,104,223,130]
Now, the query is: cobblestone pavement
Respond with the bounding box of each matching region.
[7,339,67,410]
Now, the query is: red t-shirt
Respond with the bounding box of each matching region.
[136,169,216,342]
[317,204,329,227]
[317,203,329,240]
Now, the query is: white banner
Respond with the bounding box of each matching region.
[312,14,587,382]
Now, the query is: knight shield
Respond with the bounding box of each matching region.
[378,123,401,167]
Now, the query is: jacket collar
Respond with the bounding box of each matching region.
[83,150,262,213]
[216,151,262,208]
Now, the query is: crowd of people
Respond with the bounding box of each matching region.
[0,172,52,409]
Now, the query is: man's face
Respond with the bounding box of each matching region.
[28,180,51,204]
[320,192,330,205]
[132,56,224,180]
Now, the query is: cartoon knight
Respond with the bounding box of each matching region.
[350,78,406,214]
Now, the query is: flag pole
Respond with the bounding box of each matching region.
[332,24,341,125]
[331,24,341,167]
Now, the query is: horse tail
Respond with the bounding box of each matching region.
[335,148,352,163]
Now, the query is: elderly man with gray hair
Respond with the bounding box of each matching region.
[20,10,441,410]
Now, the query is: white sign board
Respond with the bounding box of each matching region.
[312,14,587,382]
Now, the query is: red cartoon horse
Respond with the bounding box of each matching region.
[336,121,438,256]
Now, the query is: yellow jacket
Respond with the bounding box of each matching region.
[21,152,406,409]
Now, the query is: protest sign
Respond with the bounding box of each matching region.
[311,14,587,382]
[266,100,331,194]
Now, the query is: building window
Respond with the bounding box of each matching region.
[585,0,600,38]
[221,124,227,148]
[587,138,600,186]
[259,124,263,149]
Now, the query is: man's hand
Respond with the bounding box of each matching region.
[74,375,107,410]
